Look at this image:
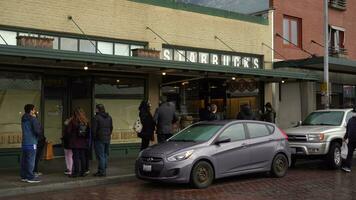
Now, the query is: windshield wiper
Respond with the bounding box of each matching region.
[315,123,337,126]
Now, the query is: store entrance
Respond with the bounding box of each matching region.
[43,76,92,145]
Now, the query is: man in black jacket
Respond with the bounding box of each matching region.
[154,96,177,143]
[342,107,356,173]
[92,104,113,176]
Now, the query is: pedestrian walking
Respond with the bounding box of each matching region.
[65,108,90,177]
[20,104,42,183]
[138,100,156,150]
[62,117,73,175]
[236,104,256,120]
[342,107,356,173]
[199,104,211,121]
[92,104,113,177]
[154,96,178,143]
[261,102,276,123]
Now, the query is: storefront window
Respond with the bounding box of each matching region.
[97,41,113,55]
[95,77,145,144]
[60,37,78,51]
[0,72,41,148]
[79,39,96,53]
[115,43,129,56]
[0,30,17,45]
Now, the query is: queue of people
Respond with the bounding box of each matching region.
[20,104,113,183]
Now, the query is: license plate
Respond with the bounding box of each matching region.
[143,164,152,172]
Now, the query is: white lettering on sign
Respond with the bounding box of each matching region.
[243,57,251,68]
[199,53,208,64]
[163,49,172,60]
[253,58,259,69]
[232,56,241,67]
[187,51,197,62]
[211,54,219,65]
[222,55,230,66]
[162,47,262,69]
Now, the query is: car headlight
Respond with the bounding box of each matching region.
[307,134,325,142]
[167,150,194,162]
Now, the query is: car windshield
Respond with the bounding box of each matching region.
[302,111,344,126]
[169,124,222,142]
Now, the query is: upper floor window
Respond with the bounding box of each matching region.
[283,15,302,48]
[329,0,347,10]
[329,26,345,51]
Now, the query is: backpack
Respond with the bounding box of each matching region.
[78,123,88,137]
[133,116,143,135]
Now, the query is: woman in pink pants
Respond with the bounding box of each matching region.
[62,118,73,175]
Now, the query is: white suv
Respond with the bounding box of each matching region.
[284,109,355,169]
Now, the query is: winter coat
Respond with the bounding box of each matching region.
[65,119,89,149]
[139,111,155,140]
[21,113,42,150]
[236,105,256,120]
[262,110,276,123]
[92,112,113,142]
[345,116,356,142]
[154,102,177,135]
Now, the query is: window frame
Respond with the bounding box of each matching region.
[282,15,302,48]
[329,25,345,50]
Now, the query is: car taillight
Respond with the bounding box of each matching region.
[278,128,288,141]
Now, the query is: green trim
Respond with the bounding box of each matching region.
[130,0,269,25]
[0,45,319,81]
[274,57,356,72]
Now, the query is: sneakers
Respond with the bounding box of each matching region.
[26,178,41,183]
[342,167,351,173]
[21,178,27,182]
[64,169,71,175]
[85,170,90,175]
[34,172,42,177]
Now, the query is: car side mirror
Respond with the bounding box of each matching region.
[215,137,231,145]
[343,122,347,127]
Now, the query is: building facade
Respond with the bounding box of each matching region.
[270,0,356,128]
[0,0,317,168]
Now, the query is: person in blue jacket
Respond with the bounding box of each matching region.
[20,104,42,183]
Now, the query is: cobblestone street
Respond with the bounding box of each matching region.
[4,161,356,200]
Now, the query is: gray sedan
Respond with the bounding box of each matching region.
[135,120,291,188]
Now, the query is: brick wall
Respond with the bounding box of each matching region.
[0,0,272,65]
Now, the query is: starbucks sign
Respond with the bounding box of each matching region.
[161,46,262,69]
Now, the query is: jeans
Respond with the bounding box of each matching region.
[20,149,36,180]
[94,141,110,175]
[64,149,73,172]
[72,148,87,176]
[141,138,150,151]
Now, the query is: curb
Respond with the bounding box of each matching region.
[0,174,136,198]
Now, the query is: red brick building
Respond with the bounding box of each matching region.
[270,0,356,128]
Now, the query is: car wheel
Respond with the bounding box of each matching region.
[326,142,341,169]
[271,154,288,178]
[190,161,214,189]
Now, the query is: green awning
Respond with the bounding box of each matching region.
[0,45,319,81]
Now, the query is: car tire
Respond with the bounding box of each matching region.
[326,142,341,169]
[190,161,214,189]
[271,154,288,178]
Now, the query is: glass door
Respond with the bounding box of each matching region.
[70,77,93,118]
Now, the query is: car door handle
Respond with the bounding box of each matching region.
[268,138,274,141]
[241,143,249,148]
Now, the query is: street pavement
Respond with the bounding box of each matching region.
[3,160,356,200]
